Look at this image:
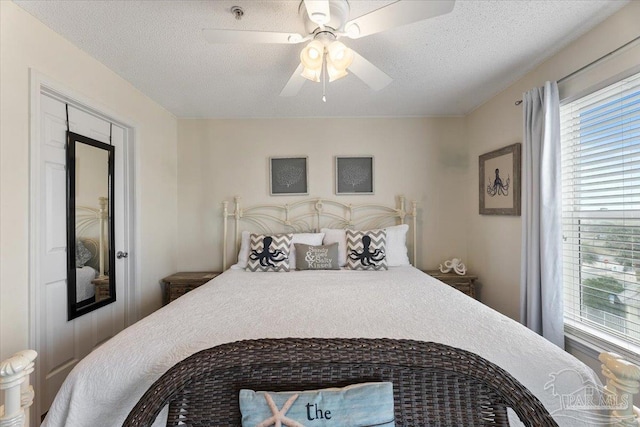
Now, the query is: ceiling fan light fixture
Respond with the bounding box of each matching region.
[309,47,321,60]
[301,66,321,82]
[327,41,353,70]
[300,40,325,69]
[326,60,349,82]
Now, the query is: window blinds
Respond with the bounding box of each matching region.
[561,71,640,348]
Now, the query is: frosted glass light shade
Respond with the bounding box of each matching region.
[327,59,349,82]
[300,40,325,70]
[327,41,353,71]
[301,66,321,82]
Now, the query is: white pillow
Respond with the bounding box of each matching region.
[230,230,251,269]
[231,231,325,270]
[321,228,348,267]
[385,224,410,266]
[289,233,325,270]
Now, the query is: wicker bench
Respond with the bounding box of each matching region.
[124,338,557,427]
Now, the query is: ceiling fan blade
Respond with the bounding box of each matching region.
[344,0,455,39]
[303,0,331,26]
[280,64,307,97]
[348,51,392,91]
[203,29,307,44]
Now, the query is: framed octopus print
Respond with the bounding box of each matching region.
[479,143,521,216]
[270,157,308,196]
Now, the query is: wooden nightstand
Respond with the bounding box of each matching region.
[162,271,221,305]
[423,270,478,299]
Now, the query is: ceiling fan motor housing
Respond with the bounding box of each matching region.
[299,0,350,35]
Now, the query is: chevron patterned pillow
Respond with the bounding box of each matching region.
[346,229,388,271]
[246,233,293,272]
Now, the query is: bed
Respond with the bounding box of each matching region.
[27,196,640,426]
[73,198,109,303]
[74,264,97,301]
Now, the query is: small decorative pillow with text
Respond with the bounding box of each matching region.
[239,382,395,427]
[289,233,325,270]
[346,229,388,271]
[294,243,340,270]
[246,233,293,272]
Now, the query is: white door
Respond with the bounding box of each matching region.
[37,93,130,418]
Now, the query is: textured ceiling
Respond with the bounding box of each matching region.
[14,0,629,118]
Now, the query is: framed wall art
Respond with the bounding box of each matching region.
[479,143,521,215]
[335,156,374,195]
[270,156,308,196]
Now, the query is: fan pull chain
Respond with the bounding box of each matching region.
[322,51,327,103]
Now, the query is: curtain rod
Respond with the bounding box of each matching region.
[514,34,640,106]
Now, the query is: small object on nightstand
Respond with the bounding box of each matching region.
[423,270,478,299]
[92,277,110,302]
[438,258,467,275]
[162,271,221,305]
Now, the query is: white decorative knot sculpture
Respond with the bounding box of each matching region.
[439,258,467,276]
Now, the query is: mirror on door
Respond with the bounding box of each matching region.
[66,132,116,320]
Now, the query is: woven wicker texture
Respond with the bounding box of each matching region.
[123,338,558,427]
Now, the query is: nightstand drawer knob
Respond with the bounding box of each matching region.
[117,251,129,259]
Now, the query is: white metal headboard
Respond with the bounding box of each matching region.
[75,196,108,277]
[222,196,417,270]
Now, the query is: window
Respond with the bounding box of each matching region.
[561,71,640,355]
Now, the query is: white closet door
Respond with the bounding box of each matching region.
[38,95,129,416]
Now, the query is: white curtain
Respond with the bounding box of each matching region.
[520,81,564,348]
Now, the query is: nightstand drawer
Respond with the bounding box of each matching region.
[162,271,221,305]
[423,270,478,299]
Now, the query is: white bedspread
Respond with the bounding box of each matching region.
[43,267,605,426]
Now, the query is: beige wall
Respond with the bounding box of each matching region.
[466,0,640,321]
[0,1,179,360]
[177,117,469,272]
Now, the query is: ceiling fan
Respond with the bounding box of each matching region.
[203,0,455,99]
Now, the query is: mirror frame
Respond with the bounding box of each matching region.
[66,131,116,320]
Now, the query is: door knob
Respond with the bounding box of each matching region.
[117,251,129,259]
